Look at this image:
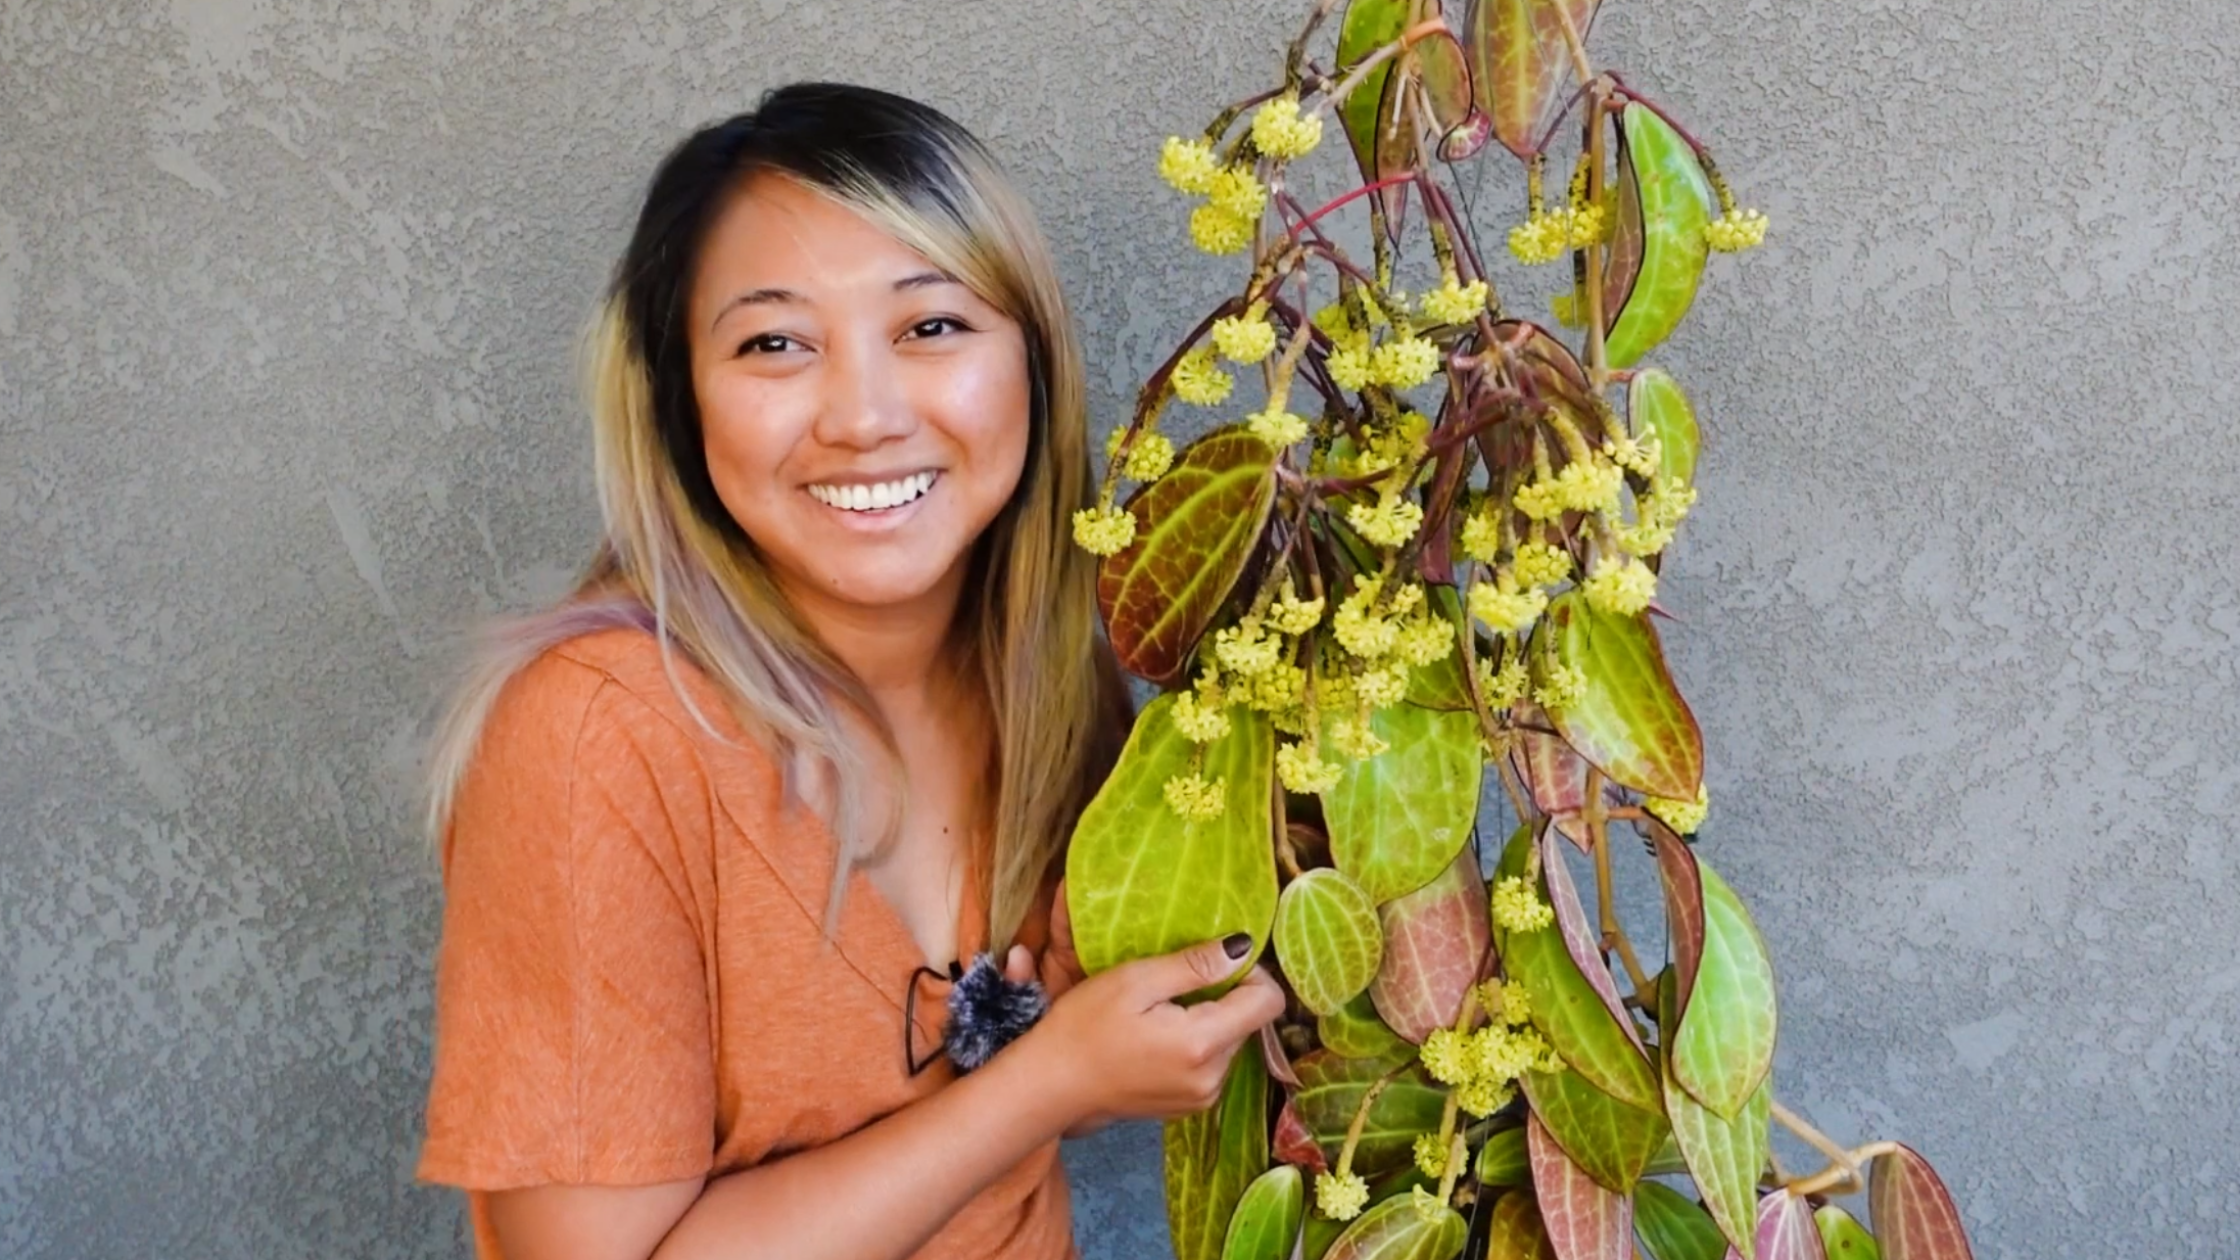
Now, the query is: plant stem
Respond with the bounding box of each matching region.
[1550,1,1595,88]
[1584,768,1654,994]
[1290,174,1420,236]
[1581,87,1612,392]
[1769,1099,1905,1196]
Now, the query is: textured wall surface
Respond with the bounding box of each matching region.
[3,0,2235,1257]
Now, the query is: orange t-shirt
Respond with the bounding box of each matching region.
[417,627,1073,1258]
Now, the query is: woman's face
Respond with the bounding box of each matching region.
[686,173,1031,627]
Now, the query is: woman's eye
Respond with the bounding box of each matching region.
[903,316,969,340]
[738,333,800,356]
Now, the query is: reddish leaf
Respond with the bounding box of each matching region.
[1336,0,1413,239]
[1263,1021,1303,1089]
[1668,856,1777,1120]
[1098,428,1277,684]
[1527,1113,1633,1260]
[1648,826,1706,1021]
[1754,1191,1828,1260]
[1535,824,1643,1053]
[1412,28,1490,161]
[1869,1145,1975,1260]
[1273,1097,1330,1175]
[1510,703,1590,850]
[1602,127,1644,330]
[1371,51,1420,240]
[1464,0,1600,159]
[1369,850,1493,1043]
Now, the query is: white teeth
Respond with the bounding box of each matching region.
[810,471,936,513]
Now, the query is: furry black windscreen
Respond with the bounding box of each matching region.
[942,952,1049,1073]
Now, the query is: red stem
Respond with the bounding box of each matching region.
[1290,174,1419,235]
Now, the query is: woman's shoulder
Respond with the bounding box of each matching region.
[473,622,744,785]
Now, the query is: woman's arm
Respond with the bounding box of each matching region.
[487,936,1287,1260]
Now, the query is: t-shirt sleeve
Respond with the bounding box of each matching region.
[418,654,718,1191]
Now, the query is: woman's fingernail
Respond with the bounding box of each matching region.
[1222,932,1253,959]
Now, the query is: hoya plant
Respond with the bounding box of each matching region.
[1060,2,1976,1259]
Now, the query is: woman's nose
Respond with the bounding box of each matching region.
[812,335,916,451]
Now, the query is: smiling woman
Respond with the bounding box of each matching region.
[412,83,1287,1260]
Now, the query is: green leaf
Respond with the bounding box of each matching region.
[1604,104,1713,369]
[1494,826,1658,1111]
[1223,1165,1306,1260]
[1537,592,1704,801]
[1293,1052,1447,1176]
[1486,1191,1557,1260]
[1526,1113,1634,1260]
[1670,857,1777,1120]
[1277,868,1387,1017]
[1336,1,1409,200]
[1305,1168,1437,1260]
[1166,1042,1271,1260]
[1755,1191,1828,1260]
[1324,1193,1468,1260]
[1464,0,1601,160]
[1814,1206,1882,1260]
[1320,991,1415,1061]
[1517,1063,1667,1192]
[1327,704,1484,904]
[1368,851,1492,1044]
[1627,368,1700,487]
[1659,978,1768,1260]
[1403,589,1472,710]
[1475,1126,1532,1186]
[1634,1182,1731,1260]
[1067,698,1278,996]
[1869,1144,1975,1260]
[1098,427,1277,684]
[1535,825,1644,1057]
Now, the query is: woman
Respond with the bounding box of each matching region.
[417,83,1285,1260]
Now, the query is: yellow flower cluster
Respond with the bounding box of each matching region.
[1479,978,1532,1026]
[1647,783,1709,834]
[1325,343,1374,393]
[1602,429,1662,479]
[1549,289,1584,329]
[1212,617,1284,677]
[1268,584,1324,636]
[1326,707,1389,760]
[1120,431,1175,482]
[1276,740,1344,794]
[1210,303,1278,364]
[1458,507,1501,564]
[1534,662,1587,712]
[1162,772,1226,820]
[1512,540,1574,589]
[1070,505,1136,557]
[1491,876,1555,933]
[1582,555,1657,617]
[1246,406,1308,448]
[1316,1170,1369,1222]
[1371,336,1440,390]
[1617,476,1698,558]
[1169,690,1231,744]
[1514,458,1624,520]
[1468,574,1547,635]
[1332,575,1421,660]
[1421,1019,1561,1116]
[1477,657,1528,707]
[1170,345,1233,406]
[1190,203,1254,255]
[1346,492,1423,548]
[1507,210,1570,265]
[1705,207,1769,252]
[1412,1132,1449,1179]
[1418,273,1489,326]
[1158,137,1220,194]
[1249,94,1324,160]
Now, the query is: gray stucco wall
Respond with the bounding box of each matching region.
[3,1,2235,1257]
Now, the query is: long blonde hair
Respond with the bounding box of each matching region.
[425,84,1125,946]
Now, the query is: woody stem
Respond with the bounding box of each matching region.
[1585,768,1654,994]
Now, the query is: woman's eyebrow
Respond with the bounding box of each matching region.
[708,272,962,331]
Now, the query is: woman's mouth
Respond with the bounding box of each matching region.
[805,470,938,514]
